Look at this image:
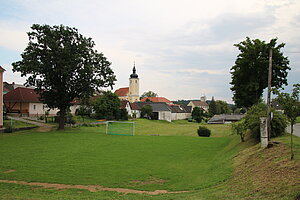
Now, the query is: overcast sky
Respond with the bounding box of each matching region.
[1,0,300,103]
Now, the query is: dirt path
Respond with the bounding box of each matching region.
[7,116,54,132]
[0,180,188,195]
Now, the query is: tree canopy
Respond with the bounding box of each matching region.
[140,91,158,99]
[230,37,290,108]
[93,91,121,120]
[12,24,116,129]
[192,107,204,123]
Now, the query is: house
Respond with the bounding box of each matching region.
[187,100,209,112]
[114,65,139,102]
[132,102,172,122]
[170,105,192,120]
[140,97,173,104]
[4,87,78,117]
[207,114,245,124]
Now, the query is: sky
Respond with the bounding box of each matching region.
[0,0,300,103]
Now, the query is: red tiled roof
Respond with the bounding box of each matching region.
[140,97,172,103]
[130,102,140,110]
[4,87,40,103]
[114,87,129,97]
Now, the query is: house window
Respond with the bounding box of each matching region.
[33,105,36,110]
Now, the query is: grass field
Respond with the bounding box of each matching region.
[0,119,299,199]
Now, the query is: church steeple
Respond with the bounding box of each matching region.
[130,62,138,78]
[129,62,139,102]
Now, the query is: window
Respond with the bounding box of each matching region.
[33,105,36,110]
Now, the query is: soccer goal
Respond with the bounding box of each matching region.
[106,121,135,136]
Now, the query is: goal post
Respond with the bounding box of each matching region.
[106,121,135,136]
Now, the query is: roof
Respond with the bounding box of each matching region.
[207,114,245,124]
[4,87,40,103]
[0,66,5,72]
[114,87,129,97]
[182,105,192,113]
[190,100,208,107]
[120,100,129,109]
[133,102,171,112]
[140,97,172,103]
[130,102,140,110]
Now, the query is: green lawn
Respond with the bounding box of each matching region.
[1,119,297,199]
[0,120,241,199]
[134,118,232,137]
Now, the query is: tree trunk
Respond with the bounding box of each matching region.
[291,122,294,160]
[58,107,66,130]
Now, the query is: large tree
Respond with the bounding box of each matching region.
[12,24,116,129]
[230,37,290,108]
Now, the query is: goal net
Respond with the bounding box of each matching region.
[106,121,135,136]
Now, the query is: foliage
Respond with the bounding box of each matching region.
[216,100,232,114]
[141,105,153,118]
[230,37,290,108]
[243,103,287,140]
[140,91,158,99]
[118,108,129,120]
[273,83,300,159]
[92,91,120,120]
[209,97,217,115]
[273,84,300,125]
[12,24,116,129]
[192,107,204,123]
[231,119,247,142]
[197,126,211,137]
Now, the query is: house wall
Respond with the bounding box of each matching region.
[28,103,78,117]
[5,102,30,113]
[158,111,171,122]
[171,113,191,120]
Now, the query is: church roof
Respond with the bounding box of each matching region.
[114,87,129,97]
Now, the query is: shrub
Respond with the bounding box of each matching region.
[243,103,287,141]
[197,126,211,137]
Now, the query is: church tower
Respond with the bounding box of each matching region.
[128,64,139,102]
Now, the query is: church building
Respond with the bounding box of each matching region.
[114,65,139,103]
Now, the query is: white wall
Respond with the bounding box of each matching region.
[29,103,77,116]
[158,111,172,122]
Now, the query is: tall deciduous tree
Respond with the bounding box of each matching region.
[273,84,300,159]
[12,24,116,129]
[230,37,290,108]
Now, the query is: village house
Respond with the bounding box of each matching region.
[4,87,78,117]
[187,96,209,112]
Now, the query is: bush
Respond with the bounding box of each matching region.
[197,126,211,137]
[243,103,287,141]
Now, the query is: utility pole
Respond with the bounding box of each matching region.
[267,48,272,141]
